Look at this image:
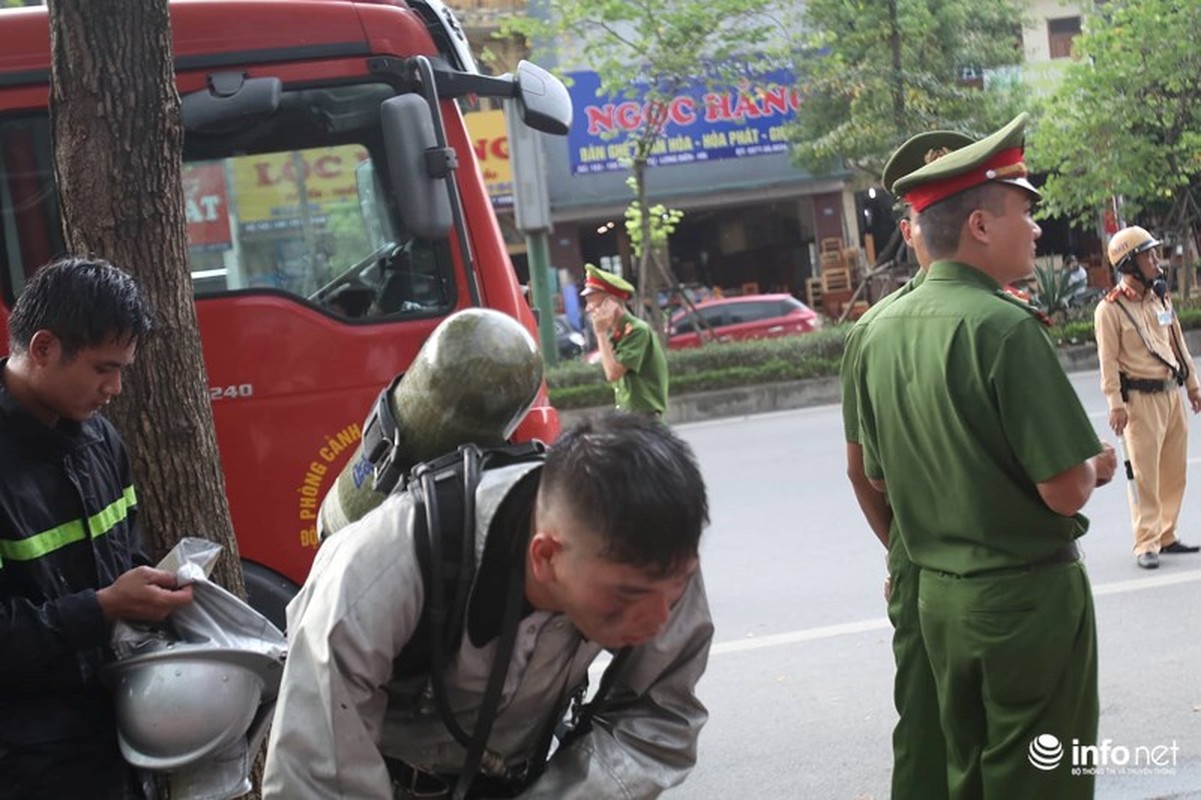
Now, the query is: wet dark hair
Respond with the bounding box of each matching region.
[539,412,708,576]
[8,257,154,358]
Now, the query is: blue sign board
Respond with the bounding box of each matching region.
[566,69,799,175]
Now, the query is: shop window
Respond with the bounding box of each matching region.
[1048,16,1081,59]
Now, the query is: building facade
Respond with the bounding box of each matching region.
[460,0,1090,314]
[459,1,858,317]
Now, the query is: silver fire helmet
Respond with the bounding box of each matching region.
[108,644,283,770]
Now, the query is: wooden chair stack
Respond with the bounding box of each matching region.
[805,237,857,318]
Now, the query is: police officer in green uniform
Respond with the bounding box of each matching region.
[582,264,669,415]
[842,129,974,800]
[854,113,1117,800]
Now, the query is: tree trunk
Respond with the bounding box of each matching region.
[633,157,651,311]
[631,157,666,336]
[887,0,904,134]
[1183,193,1201,298]
[1183,221,1200,300]
[47,0,245,594]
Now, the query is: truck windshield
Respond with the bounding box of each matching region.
[0,82,454,321]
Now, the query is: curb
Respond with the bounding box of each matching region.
[558,329,1201,427]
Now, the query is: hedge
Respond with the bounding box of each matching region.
[547,302,1201,410]
[547,327,851,409]
[1048,305,1201,345]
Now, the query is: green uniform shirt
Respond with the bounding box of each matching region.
[611,312,669,414]
[841,271,926,444]
[856,261,1102,575]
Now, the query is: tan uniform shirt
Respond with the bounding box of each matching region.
[1094,282,1200,411]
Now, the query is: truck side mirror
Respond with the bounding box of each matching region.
[182,73,282,135]
[512,61,573,136]
[380,94,453,239]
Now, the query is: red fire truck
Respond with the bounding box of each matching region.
[0,0,568,626]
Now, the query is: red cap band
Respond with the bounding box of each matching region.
[584,274,631,301]
[903,147,1028,213]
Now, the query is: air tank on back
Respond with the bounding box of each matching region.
[318,308,543,538]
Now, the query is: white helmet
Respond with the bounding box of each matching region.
[108,643,284,770]
[1107,225,1161,272]
[106,572,287,800]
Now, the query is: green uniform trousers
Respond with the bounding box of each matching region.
[887,539,949,800]
[918,561,1098,800]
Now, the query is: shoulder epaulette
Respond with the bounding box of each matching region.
[995,287,1052,327]
[1105,284,1137,303]
[1002,285,1032,304]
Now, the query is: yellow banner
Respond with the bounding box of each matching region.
[465,110,512,203]
[231,145,368,226]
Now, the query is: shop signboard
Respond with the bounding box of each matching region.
[184,161,232,251]
[465,109,514,207]
[232,145,369,233]
[566,68,799,175]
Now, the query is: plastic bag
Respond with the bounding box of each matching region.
[107,537,287,800]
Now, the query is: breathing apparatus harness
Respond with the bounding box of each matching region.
[359,386,632,800]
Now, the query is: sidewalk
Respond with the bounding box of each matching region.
[560,329,1201,427]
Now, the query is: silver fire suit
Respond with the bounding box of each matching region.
[263,461,713,799]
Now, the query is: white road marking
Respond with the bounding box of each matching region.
[706,568,1201,657]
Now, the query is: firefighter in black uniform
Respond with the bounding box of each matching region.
[0,258,193,800]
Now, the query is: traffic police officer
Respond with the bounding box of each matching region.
[842,128,974,800]
[854,113,1117,800]
[1096,225,1201,568]
[581,264,669,415]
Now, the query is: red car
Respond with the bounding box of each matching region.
[668,293,821,349]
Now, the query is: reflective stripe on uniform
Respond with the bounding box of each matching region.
[0,485,137,569]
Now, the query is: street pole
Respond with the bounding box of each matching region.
[526,230,557,366]
[505,99,558,366]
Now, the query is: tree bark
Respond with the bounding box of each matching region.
[631,157,666,337]
[47,0,244,595]
[887,0,904,134]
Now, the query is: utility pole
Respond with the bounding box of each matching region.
[505,99,558,366]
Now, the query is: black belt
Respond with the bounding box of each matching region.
[1124,376,1175,394]
[1034,541,1080,567]
[385,759,524,799]
[386,758,450,797]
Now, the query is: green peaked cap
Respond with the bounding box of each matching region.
[881,130,976,194]
[581,263,635,300]
[892,112,1040,212]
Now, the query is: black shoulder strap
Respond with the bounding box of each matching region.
[524,647,634,786]
[360,372,409,494]
[393,441,546,676]
[391,441,547,796]
[391,447,473,679]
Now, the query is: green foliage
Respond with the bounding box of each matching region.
[549,382,619,409]
[1030,263,1075,318]
[501,0,790,294]
[624,177,683,259]
[789,0,1028,181]
[1028,1,1201,231]
[501,0,787,150]
[1045,304,1201,346]
[1048,319,1097,347]
[1180,307,1201,329]
[546,327,851,408]
[548,302,1201,409]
